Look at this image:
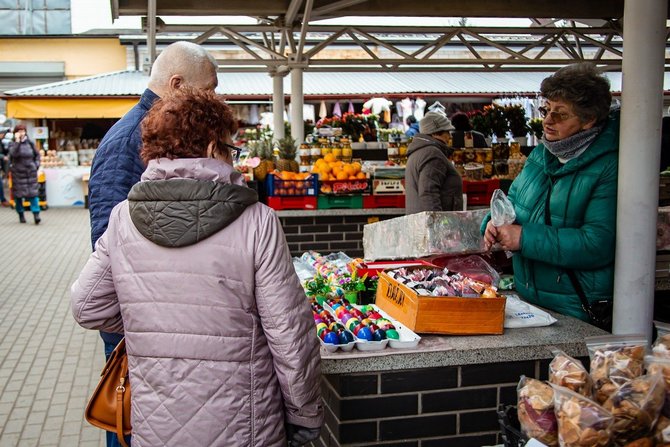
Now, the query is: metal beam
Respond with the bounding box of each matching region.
[295,0,313,60]
[219,26,285,59]
[147,0,156,66]
[284,0,304,26]
[311,0,368,17]
[346,31,379,60]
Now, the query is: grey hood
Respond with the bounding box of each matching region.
[128,158,258,247]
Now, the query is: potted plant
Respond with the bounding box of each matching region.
[469,110,492,145]
[529,118,544,140]
[484,104,509,140]
[505,105,530,140]
[338,270,368,304]
[305,275,331,305]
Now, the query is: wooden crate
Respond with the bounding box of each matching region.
[375,269,506,335]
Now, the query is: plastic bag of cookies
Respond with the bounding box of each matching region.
[517,376,559,446]
[653,415,670,445]
[586,335,648,405]
[646,355,670,417]
[549,350,593,398]
[603,373,665,445]
[552,384,613,447]
[653,321,670,359]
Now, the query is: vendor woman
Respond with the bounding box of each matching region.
[482,63,618,322]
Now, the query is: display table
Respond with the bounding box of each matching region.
[276,208,405,258]
[312,312,605,446]
[43,166,90,207]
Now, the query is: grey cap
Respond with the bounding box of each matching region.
[419,112,455,135]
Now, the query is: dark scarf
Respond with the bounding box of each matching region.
[541,125,602,161]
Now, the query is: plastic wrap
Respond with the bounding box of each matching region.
[363,209,489,261]
[603,373,665,445]
[586,334,648,405]
[517,376,559,446]
[552,384,614,447]
[646,355,670,418]
[549,350,593,398]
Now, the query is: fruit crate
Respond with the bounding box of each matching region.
[317,195,363,209]
[267,196,317,210]
[266,173,318,196]
[462,178,500,206]
[319,178,370,195]
[363,194,405,209]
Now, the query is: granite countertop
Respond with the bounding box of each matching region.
[320,312,606,374]
[276,208,405,217]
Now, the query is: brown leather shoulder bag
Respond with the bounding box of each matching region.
[85,338,131,447]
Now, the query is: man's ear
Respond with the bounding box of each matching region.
[168,75,183,90]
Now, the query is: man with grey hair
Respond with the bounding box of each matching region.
[87,40,218,447]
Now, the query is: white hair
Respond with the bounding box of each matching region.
[148,41,217,88]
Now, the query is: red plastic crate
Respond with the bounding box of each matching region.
[363,194,405,209]
[462,178,500,206]
[267,196,317,210]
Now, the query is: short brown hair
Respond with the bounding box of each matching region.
[540,63,612,126]
[140,88,237,164]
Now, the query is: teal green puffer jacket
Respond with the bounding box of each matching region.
[484,111,619,321]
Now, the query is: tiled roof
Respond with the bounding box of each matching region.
[3,69,653,97]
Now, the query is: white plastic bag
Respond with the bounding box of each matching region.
[490,189,516,227]
[490,189,516,257]
[504,294,558,328]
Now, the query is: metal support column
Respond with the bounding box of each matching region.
[272,73,285,140]
[613,0,668,339]
[290,68,304,145]
[147,0,157,67]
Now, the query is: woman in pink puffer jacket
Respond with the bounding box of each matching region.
[71,88,323,447]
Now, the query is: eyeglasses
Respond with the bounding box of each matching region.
[223,143,240,162]
[538,106,577,123]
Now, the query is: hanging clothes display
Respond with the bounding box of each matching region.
[347,100,355,114]
[362,97,392,115]
[249,104,260,124]
[318,100,328,120]
[400,98,414,128]
[414,97,427,120]
[427,101,446,116]
[332,101,342,117]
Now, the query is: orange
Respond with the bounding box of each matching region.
[348,175,357,180]
[324,153,336,163]
[352,162,362,173]
[343,165,355,176]
[356,172,367,179]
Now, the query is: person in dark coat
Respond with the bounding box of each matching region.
[8,124,41,224]
[87,40,219,447]
[405,112,463,214]
[450,112,488,148]
[0,130,9,206]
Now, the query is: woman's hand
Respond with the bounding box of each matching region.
[483,221,498,251]
[495,224,522,251]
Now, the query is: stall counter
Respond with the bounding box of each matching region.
[312,311,605,446]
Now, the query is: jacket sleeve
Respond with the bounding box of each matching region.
[88,134,145,248]
[520,158,617,269]
[254,210,323,429]
[416,151,448,212]
[71,221,124,334]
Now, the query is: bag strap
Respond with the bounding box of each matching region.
[115,355,129,447]
[544,184,593,316]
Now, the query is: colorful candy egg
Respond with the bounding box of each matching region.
[385,329,400,340]
[323,332,340,345]
[356,327,373,341]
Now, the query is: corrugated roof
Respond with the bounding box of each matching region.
[3,70,660,98]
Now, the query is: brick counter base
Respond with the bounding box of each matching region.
[307,356,587,447]
[279,213,403,258]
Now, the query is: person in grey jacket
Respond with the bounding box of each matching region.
[405,112,464,214]
[8,124,41,224]
[87,41,219,447]
[71,88,323,447]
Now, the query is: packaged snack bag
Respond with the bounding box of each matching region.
[653,321,670,359]
[646,355,670,417]
[603,373,665,445]
[586,335,648,404]
[517,376,559,446]
[653,415,670,445]
[549,350,593,398]
[553,384,613,447]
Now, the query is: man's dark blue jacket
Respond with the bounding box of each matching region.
[89,89,159,248]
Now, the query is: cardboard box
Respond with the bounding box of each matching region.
[375,269,506,335]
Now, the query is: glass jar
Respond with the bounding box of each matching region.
[387,141,400,164]
[299,144,311,166]
[341,139,353,163]
[398,141,408,165]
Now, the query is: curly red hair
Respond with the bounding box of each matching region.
[140,87,237,164]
